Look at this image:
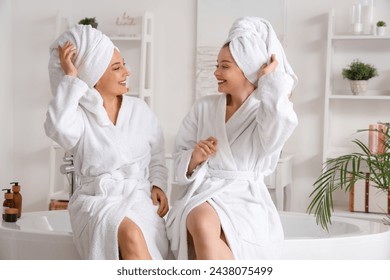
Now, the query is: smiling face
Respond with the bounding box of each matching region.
[95,49,130,97]
[214,45,254,95]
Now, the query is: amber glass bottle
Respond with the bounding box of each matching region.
[11,182,22,218]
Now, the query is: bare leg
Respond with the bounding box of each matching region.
[118,217,152,260]
[186,202,234,260]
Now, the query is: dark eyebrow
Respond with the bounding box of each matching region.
[218,60,233,63]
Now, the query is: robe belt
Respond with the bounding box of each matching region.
[79,163,145,185]
[206,169,259,182]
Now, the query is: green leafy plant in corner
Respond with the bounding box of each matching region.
[342,59,378,81]
[307,123,390,230]
[78,17,98,29]
[376,21,387,27]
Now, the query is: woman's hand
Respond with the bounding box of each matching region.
[257,54,278,79]
[187,136,218,176]
[151,186,169,217]
[58,41,78,77]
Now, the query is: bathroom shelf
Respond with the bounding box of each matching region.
[322,9,390,162]
[329,94,390,100]
[321,9,390,208]
[109,35,142,41]
[332,35,390,40]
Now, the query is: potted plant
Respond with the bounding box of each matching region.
[376,20,386,36]
[78,17,98,29]
[307,122,390,230]
[341,59,378,95]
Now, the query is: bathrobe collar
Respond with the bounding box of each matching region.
[213,92,258,170]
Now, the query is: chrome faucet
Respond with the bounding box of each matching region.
[60,152,76,199]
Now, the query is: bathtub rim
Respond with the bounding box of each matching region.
[1,209,389,240]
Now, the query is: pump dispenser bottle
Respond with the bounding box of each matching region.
[2,189,15,221]
[11,182,22,218]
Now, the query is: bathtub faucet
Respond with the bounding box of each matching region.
[60,152,76,199]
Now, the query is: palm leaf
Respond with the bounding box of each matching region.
[308,123,390,230]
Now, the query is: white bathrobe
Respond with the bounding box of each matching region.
[166,72,298,260]
[44,75,169,260]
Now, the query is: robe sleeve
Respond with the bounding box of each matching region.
[44,75,87,151]
[255,71,298,158]
[147,108,169,193]
[173,101,209,185]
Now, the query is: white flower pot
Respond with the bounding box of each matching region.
[349,80,368,95]
[377,26,386,36]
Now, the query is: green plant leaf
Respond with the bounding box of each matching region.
[307,123,390,230]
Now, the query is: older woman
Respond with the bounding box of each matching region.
[44,25,169,260]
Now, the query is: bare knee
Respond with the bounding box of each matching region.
[117,218,151,260]
[118,219,142,243]
[186,203,220,238]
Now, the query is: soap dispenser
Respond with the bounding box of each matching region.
[11,182,22,218]
[2,189,15,221]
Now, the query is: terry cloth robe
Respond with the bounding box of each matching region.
[44,75,169,260]
[166,71,298,260]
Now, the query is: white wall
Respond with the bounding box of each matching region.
[0,0,14,191]
[5,0,390,212]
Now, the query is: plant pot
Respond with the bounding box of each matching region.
[377,26,386,36]
[349,80,368,95]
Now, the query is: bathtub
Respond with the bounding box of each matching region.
[0,210,389,259]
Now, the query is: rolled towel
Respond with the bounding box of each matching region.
[226,16,297,87]
[48,24,115,95]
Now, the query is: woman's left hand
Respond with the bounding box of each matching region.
[151,186,169,217]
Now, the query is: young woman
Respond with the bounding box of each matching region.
[166,17,298,260]
[45,25,169,260]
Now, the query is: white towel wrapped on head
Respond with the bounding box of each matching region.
[48,24,115,95]
[48,24,117,126]
[226,16,297,87]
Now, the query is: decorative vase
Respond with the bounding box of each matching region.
[349,80,368,95]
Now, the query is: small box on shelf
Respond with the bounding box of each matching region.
[49,200,68,211]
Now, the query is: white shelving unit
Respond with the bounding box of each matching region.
[109,12,154,108]
[323,9,390,162]
[322,9,390,207]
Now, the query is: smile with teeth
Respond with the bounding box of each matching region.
[119,80,127,86]
[218,80,226,85]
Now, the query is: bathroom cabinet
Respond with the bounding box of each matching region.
[322,9,390,207]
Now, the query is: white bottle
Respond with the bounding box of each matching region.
[362,0,374,35]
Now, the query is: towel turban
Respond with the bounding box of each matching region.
[48,24,115,95]
[226,16,297,87]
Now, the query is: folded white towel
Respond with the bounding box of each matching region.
[48,24,115,95]
[226,17,297,87]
